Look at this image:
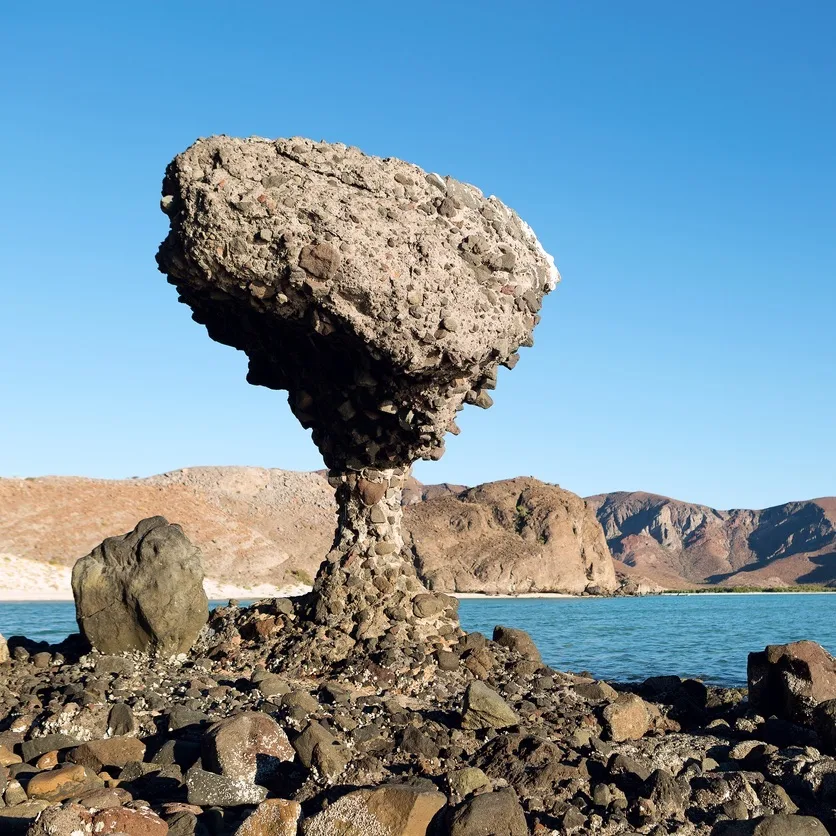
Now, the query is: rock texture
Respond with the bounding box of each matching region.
[410,478,617,594]
[588,492,836,589]
[2,618,835,835]
[157,136,558,473]
[71,516,208,655]
[748,641,836,723]
[156,135,558,637]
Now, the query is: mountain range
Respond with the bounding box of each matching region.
[0,468,833,594]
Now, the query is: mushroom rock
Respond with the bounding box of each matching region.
[157,136,558,639]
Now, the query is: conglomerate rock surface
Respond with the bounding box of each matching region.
[157,135,558,473]
[156,136,559,641]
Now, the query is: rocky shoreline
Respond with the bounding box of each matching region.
[2,594,836,835]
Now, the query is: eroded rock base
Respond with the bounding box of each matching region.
[284,467,463,669]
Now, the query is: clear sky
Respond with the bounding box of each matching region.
[1,1,834,510]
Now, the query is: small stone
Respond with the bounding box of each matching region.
[449,767,490,799]
[461,681,520,730]
[93,805,169,835]
[0,744,21,766]
[26,763,102,801]
[358,479,388,506]
[21,733,80,763]
[298,241,339,280]
[573,680,619,702]
[448,789,527,836]
[108,702,136,736]
[31,652,51,668]
[292,721,347,779]
[235,798,302,836]
[34,751,58,770]
[436,650,459,671]
[492,626,541,662]
[21,803,91,836]
[425,172,447,192]
[254,673,290,698]
[69,737,147,772]
[202,712,294,784]
[473,391,493,409]
[186,767,267,807]
[603,693,651,742]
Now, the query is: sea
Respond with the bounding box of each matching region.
[1,594,833,688]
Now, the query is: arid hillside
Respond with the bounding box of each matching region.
[0,468,618,596]
[5,469,831,596]
[408,477,617,594]
[588,491,836,588]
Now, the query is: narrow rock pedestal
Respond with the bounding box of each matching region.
[307,467,460,650]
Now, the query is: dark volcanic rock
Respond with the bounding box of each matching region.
[748,641,836,722]
[72,516,208,655]
[492,625,541,662]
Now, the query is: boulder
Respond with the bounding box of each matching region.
[461,682,520,730]
[748,641,836,722]
[291,721,348,779]
[448,788,528,836]
[202,712,294,784]
[69,737,146,772]
[302,784,446,836]
[72,516,209,655]
[492,626,541,662]
[602,693,652,742]
[157,136,557,474]
[812,698,836,752]
[0,634,9,664]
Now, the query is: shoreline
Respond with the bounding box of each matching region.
[2,589,835,603]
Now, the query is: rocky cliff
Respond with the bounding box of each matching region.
[0,469,616,596]
[408,478,617,594]
[588,491,836,588]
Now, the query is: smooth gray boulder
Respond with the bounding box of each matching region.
[72,516,208,655]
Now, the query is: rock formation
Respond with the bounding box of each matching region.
[72,516,209,655]
[408,477,617,594]
[157,136,557,633]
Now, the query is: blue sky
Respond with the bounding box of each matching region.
[1,1,833,510]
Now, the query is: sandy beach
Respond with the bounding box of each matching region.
[0,553,309,602]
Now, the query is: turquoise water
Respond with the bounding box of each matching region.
[1,594,834,687]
